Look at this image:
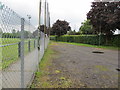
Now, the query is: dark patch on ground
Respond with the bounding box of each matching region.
[92,51,104,54]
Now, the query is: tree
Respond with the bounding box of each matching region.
[87,1,120,42]
[38,25,49,35]
[67,30,76,35]
[51,20,71,36]
[16,31,20,38]
[67,30,80,35]
[33,30,38,38]
[12,29,16,34]
[23,31,33,38]
[38,25,45,33]
[0,28,2,37]
[79,20,94,34]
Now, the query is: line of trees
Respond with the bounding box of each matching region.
[1,29,34,38]
[50,1,120,39]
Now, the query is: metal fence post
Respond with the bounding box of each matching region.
[34,40,35,48]
[21,18,25,88]
[28,40,30,52]
[18,42,21,57]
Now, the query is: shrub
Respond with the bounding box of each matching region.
[50,35,120,47]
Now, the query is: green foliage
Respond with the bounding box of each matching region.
[67,30,80,35]
[57,41,119,50]
[79,20,94,34]
[51,20,71,36]
[67,30,76,35]
[2,30,33,38]
[51,35,120,47]
[50,36,56,41]
[87,2,120,35]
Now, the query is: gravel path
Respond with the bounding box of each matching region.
[49,42,118,88]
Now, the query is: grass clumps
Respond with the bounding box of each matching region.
[31,42,55,88]
[31,42,73,88]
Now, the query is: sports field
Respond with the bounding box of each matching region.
[1,38,36,69]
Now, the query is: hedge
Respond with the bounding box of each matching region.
[50,35,120,47]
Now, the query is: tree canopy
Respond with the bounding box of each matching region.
[87,1,120,36]
[79,20,94,34]
[67,30,76,35]
[51,20,71,36]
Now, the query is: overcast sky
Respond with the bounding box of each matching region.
[0,0,94,31]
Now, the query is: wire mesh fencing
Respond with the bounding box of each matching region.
[0,1,50,88]
[0,3,21,88]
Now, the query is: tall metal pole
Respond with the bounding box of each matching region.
[47,2,50,37]
[44,0,46,51]
[39,0,41,27]
[38,0,41,51]
[21,18,25,88]
[38,0,42,71]
[47,3,49,30]
[27,15,31,39]
[48,12,50,37]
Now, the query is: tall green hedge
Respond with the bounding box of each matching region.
[50,35,120,47]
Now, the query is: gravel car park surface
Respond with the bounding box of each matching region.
[48,42,118,88]
[33,42,118,88]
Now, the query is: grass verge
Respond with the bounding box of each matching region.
[31,42,73,88]
[55,41,119,50]
[31,42,55,88]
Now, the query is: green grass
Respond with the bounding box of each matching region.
[1,38,37,69]
[95,65,109,71]
[2,44,18,68]
[31,42,56,88]
[56,41,119,50]
[31,42,73,88]
[38,42,55,71]
[2,38,20,45]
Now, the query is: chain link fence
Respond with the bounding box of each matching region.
[0,1,50,88]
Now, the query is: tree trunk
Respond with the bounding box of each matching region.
[105,32,112,45]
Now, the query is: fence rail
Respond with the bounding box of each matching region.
[0,42,19,47]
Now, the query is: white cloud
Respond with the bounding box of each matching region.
[49,0,93,31]
[0,0,93,31]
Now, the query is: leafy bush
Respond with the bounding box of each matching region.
[50,35,120,47]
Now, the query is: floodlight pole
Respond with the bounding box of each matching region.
[48,12,50,37]
[27,15,31,39]
[37,0,42,71]
[47,2,49,36]
[21,18,25,88]
[38,0,41,50]
[47,3,50,37]
[44,0,47,51]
